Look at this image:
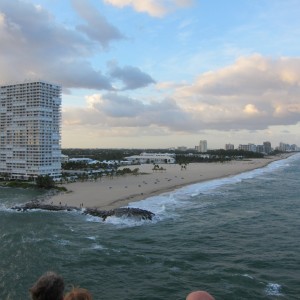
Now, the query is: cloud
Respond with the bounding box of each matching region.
[0,0,150,91]
[71,0,124,48]
[63,54,300,136]
[63,93,194,131]
[0,0,111,88]
[108,63,156,90]
[103,0,194,17]
[178,54,300,97]
[173,54,300,130]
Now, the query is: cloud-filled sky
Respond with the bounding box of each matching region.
[1,0,300,149]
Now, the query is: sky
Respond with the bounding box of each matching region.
[0,0,300,149]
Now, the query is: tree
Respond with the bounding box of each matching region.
[36,175,55,189]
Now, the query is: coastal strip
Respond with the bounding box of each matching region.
[48,154,293,210]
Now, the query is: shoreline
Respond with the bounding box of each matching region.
[48,153,294,210]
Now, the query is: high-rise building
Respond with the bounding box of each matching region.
[263,141,272,154]
[0,81,62,180]
[225,143,234,150]
[238,143,256,152]
[199,140,207,153]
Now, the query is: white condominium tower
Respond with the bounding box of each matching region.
[0,81,62,180]
[199,140,207,153]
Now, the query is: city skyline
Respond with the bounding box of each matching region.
[0,0,300,149]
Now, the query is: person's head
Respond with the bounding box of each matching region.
[64,287,93,300]
[186,290,215,300]
[29,271,65,300]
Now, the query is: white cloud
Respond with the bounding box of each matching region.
[63,54,300,136]
[103,0,194,17]
[0,0,154,91]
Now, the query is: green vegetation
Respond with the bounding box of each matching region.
[36,175,55,189]
[2,181,36,189]
[62,148,138,161]
[176,149,264,164]
[117,168,140,176]
[152,164,166,172]
[0,176,67,192]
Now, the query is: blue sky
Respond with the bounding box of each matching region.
[0,0,299,149]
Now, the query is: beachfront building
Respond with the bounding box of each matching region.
[0,81,62,180]
[125,152,176,164]
[199,140,207,153]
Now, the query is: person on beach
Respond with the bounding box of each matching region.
[29,271,65,300]
[64,287,93,300]
[186,290,215,300]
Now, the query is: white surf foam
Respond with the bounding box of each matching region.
[265,282,283,296]
[99,215,157,228]
[91,244,104,250]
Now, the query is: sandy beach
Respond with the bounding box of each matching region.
[49,154,292,210]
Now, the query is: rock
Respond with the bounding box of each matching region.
[84,207,155,221]
[11,201,79,212]
[11,201,155,221]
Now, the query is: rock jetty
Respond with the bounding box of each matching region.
[11,201,155,221]
[84,207,155,221]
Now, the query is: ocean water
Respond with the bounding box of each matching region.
[1,154,300,300]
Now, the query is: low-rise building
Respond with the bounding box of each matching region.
[125,153,176,164]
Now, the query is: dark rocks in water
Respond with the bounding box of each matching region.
[84,207,155,221]
[11,201,155,221]
[11,201,79,212]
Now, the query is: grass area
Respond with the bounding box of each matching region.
[0,180,67,192]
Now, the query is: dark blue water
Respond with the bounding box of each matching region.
[1,155,300,299]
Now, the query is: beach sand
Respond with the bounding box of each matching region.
[49,154,291,210]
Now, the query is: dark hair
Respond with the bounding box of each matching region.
[29,271,65,300]
[64,287,93,300]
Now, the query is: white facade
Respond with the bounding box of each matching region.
[0,81,62,179]
[199,140,207,153]
[125,153,176,164]
[238,143,257,152]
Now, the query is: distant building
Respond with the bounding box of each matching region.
[225,143,234,150]
[61,154,69,163]
[290,144,299,151]
[199,140,207,153]
[69,158,94,163]
[277,142,299,152]
[125,153,175,164]
[263,141,271,154]
[0,81,61,180]
[238,143,256,152]
[177,146,187,151]
[256,145,264,153]
[278,142,290,152]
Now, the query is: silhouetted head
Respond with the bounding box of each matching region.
[186,290,215,300]
[29,271,65,300]
[64,287,93,300]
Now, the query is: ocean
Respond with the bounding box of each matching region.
[1,154,299,300]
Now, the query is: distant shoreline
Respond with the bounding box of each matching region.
[48,153,294,210]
